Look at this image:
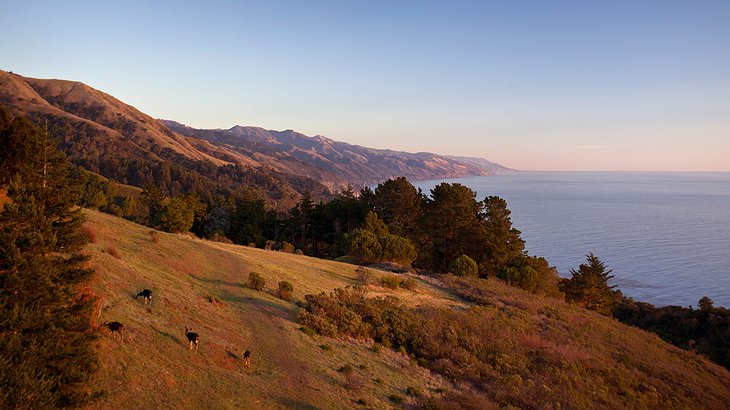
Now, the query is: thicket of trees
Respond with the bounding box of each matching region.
[614,295,730,369]
[0,107,97,408]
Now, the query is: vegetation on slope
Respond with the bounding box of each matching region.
[73,205,730,409]
[0,106,97,408]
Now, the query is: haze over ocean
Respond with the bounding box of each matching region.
[414,172,730,307]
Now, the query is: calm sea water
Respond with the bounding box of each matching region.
[413,172,730,307]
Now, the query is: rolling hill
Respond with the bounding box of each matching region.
[82,209,730,409]
[0,70,510,202]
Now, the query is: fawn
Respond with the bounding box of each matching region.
[184,327,199,352]
[135,289,152,305]
[103,321,126,343]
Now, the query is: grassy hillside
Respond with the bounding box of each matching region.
[82,210,730,409]
[83,210,455,409]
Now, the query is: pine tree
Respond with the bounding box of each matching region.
[560,253,616,315]
[480,196,525,276]
[373,177,422,236]
[421,183,486,272]
[0,108,97,408]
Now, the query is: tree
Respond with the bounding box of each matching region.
[373,177,422,236]
[421,183,486,272]
[560,253,616,315]
[345,228,383,265]
[480,196,525,276]
[160,196,195,233]
[497,254,561,296]
[140,184,167,228]
[363,210,389,236]
[0,108,97,408]
[230,188,266,245]
[379,234,417,266]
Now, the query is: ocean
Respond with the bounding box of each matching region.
[412,172,730,307]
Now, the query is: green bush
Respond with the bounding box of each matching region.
[379,234,417,265]
[345,229,383,264]
[449,255,478,277]
[247,271,266,291]
[278,281,294,301]
[379,275,401,289]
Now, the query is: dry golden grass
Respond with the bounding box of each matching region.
[82,210,451,409]
[81,209,730,409]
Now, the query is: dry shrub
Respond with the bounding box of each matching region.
[520,334,548,350]
[80,225,98,243]
[548,343,592,362]
[355,266,374,285]
[344,372,366,391]
[401,277,418,291]
[105,246,121,259]
[149,230,159,243]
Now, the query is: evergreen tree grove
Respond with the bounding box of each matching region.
[0,107,97,408]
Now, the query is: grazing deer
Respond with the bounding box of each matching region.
[135,289,152,305]
[102,321,126,343]
[243,350,252,369]
[184,327,199,352]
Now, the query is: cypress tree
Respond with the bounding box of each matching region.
[560,253,616,315]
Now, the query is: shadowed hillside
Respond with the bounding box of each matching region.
[82,209,730,409]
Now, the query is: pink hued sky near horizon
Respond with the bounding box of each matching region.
[1,1,728,171]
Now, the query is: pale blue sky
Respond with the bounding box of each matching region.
[2,1,729,171]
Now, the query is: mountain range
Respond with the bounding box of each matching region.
[0,70,511,205]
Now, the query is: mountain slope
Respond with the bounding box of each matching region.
[163,120,506,187]
[0,71,333,207]
[83,209,730,409]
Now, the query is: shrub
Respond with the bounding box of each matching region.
[379,275,401,289]
[81,225,97,243]
[345,372,366,391]
[388,394,404,404]
[279,241,295,253]
[379,233,417,265]
[449,255,478,277]
[356,266,375,285]
[338,364,354,374]
[106,246,121,259]
[345,229,382,264]
[406,386,422,397]
[278,281,294,301]
[355,398,367,406]
[299,326,316,336]
[247,272,266,291]
[400,277,418,291]
[295,249,304,255]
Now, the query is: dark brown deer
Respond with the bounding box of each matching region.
[102,321,126,343]
[135,289,152,305]
[243,350,252,369]
[184,327,199,352]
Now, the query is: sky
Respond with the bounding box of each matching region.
[1,1,729,171]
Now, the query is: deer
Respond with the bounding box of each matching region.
[184,327,199,352]
[102,321,126,343]
[135,289,152,305]
[243,350,252,369]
